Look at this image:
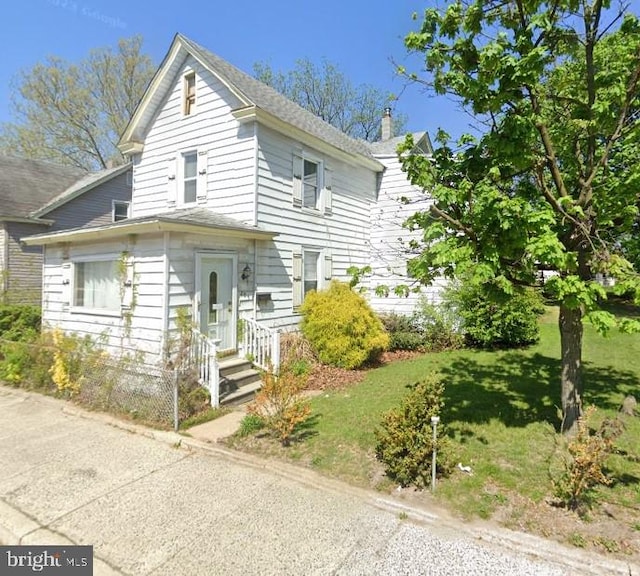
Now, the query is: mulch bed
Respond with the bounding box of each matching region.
[303,350,425,391]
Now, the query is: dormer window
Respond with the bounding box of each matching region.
[184,72,196,115]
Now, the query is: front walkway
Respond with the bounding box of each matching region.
[0,386,630,576]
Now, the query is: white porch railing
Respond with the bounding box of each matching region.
[189,328,220,407]
[242,319,280,373]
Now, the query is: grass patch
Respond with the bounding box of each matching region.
[229,306,640,558]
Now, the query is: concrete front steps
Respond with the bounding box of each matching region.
[218,356,262,406]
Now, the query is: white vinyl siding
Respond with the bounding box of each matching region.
[131,56,255,223]
[367,153,445,314]
[257,126,375,326]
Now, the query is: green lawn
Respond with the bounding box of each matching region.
[228,308,640,554]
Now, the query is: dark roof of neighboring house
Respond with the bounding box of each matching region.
[0,156,86,220]
[22,206,276,246]
[32,163,131,218]
[369,132,433,156]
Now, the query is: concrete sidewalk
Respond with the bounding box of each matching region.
[0,386,634,576]
[186,407,247,443]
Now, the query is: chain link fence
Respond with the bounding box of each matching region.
[77,359,180,429]
[0,338,209,430]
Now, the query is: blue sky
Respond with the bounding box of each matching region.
[2,1,638,144]
[0,0,473,141]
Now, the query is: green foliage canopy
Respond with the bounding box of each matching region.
[0,36,155,170]
[399,1,640,433]
[254,58,407,141]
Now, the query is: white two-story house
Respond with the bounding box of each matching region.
[24,34,438,390]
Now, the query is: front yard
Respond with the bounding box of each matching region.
[226,308,640,562]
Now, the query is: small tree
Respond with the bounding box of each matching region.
[375,373,454,488]
[247,363,311,446]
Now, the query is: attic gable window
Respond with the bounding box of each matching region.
[184,72,196,115]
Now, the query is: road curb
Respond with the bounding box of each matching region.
[1,386,636,576]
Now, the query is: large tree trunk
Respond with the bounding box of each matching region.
[559,303,584,435]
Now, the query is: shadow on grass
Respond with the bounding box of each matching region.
[439,351,638,431]
[291,413,321,443]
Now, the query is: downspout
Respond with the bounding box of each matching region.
[160,231,171,360]
[252,121,260,320]
[1,224,8,297]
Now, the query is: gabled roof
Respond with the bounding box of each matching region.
[119,33,383,172]
[0,156,86,221]
[32,163,131,218]
[369,132,433,157]
[22,206,276,246]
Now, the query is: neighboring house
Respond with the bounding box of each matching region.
[23,33,439,381]
[0,156,132,304]
[368,131,446,315]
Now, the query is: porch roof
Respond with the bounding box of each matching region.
[22,207,277,246]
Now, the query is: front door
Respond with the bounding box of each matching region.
[197,255,236,350]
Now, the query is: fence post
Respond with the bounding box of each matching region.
[173,368,179,432]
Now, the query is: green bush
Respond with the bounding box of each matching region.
[300,281,389,369]
[375,373,455,488]
[379,301,463,353]
[389,331,424,351]
[379,312,418,335]
[553,406,624,513]
[444,280,544,348]
[0,305,41,342]
[413,298,464,352]
[0,335,54,391]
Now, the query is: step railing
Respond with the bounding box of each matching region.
[189,328,220,407]
[242,319,280,373]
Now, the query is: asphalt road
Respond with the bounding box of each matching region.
[0,386,634,575]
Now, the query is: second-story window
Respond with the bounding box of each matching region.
[303,159,320,209]
[183,152,197,203]
[112,200,130,222]
[184,72,196,115]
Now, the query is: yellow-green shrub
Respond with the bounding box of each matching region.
[300,280,389,369]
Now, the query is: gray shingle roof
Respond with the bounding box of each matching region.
[32,163,131,218]
[0,156,86,219]
[148,206,269,232]
[23,206,274,245]
[369,132,431,156]
[177,35,377,161]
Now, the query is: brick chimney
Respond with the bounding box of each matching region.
[381,107,392,141]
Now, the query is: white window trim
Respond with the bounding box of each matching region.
[292,247,332,311]
[70,253,122,317]
[112,200,131,222]
[181,150,198,205]
[293,152,326,212]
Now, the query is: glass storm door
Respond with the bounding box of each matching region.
[198,256,235,350]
